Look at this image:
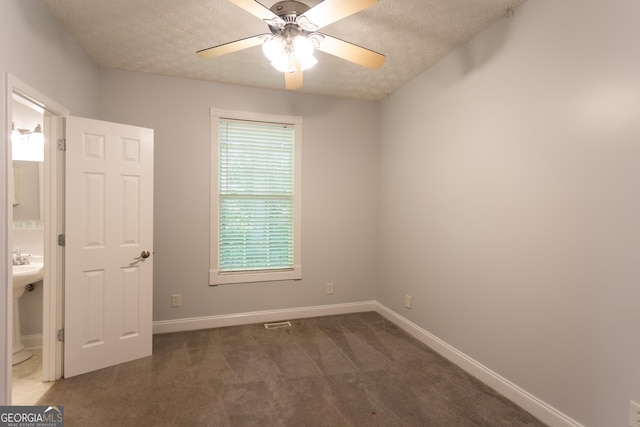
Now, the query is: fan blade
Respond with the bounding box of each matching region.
[299,0,378,30]
[228,0,283,24]
[196,35,265,59]
[316,34,385,69]
[285,61,303,90]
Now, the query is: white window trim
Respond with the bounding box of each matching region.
[209,108,302,285]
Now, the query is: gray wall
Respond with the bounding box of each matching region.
[97,70,379,322]
[0,1,99,118]
[377,0,640,425]
[1,0,100,403]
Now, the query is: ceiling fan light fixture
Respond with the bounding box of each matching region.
[293,35,315,58]
[262,35,318,73]
[198,0,385,89]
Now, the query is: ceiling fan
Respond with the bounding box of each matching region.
[196,0,385,90]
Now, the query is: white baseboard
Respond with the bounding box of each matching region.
[22,334,42,350]
[152,301,377,334]
[374,303,583,427]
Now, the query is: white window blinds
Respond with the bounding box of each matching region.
[218,119,295,273]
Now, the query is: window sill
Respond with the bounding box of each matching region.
[209,265,302,285]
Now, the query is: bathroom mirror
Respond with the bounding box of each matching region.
[12,93,45,223]
[12,160,43,221]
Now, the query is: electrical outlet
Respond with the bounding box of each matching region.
[326,283,334,295]
[630,400,640,427]
[405,295,411,309]
[171,294,182,307]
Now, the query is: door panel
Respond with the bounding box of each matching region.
[64,116,153,378]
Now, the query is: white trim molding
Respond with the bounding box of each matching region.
[209,265,302,286]
[209,108,303,286]
[153,301,376,334]
[374,303,584,427]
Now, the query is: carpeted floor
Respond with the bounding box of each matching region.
[37,312,546,426]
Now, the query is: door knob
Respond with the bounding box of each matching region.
[134,250,151,260]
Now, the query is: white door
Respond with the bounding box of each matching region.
[64,116,153,378]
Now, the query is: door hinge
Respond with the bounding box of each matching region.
[57,138,66,151]
[57,329,64,342]
[57,234,65,246]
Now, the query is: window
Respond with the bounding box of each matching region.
[210,108,302,285]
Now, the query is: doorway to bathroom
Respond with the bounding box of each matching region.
[7,75,68,405]
[10,93,47,404]
[5,74,154,404]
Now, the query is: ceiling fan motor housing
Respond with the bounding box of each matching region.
[267,0,316,40]
[270,1,311,19]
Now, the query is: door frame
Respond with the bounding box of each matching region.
[3,74,68,402]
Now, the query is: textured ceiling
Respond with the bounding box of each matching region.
[43,0,527,101]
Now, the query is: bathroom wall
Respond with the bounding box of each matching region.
[11,99,45,338]
[13,220,45,338]
[377,0,640,425]
[13,222,44,338]
[98,69,379,323]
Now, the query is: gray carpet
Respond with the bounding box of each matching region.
[37,312,546,426]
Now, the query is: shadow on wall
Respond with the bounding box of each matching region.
[432,9,517,87]
[14,1,63,47]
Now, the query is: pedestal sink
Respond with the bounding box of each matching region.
[12,259,43,365]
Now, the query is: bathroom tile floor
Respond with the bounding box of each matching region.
[12,348,54,406]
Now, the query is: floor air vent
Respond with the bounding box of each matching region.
[264,321,292,330]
